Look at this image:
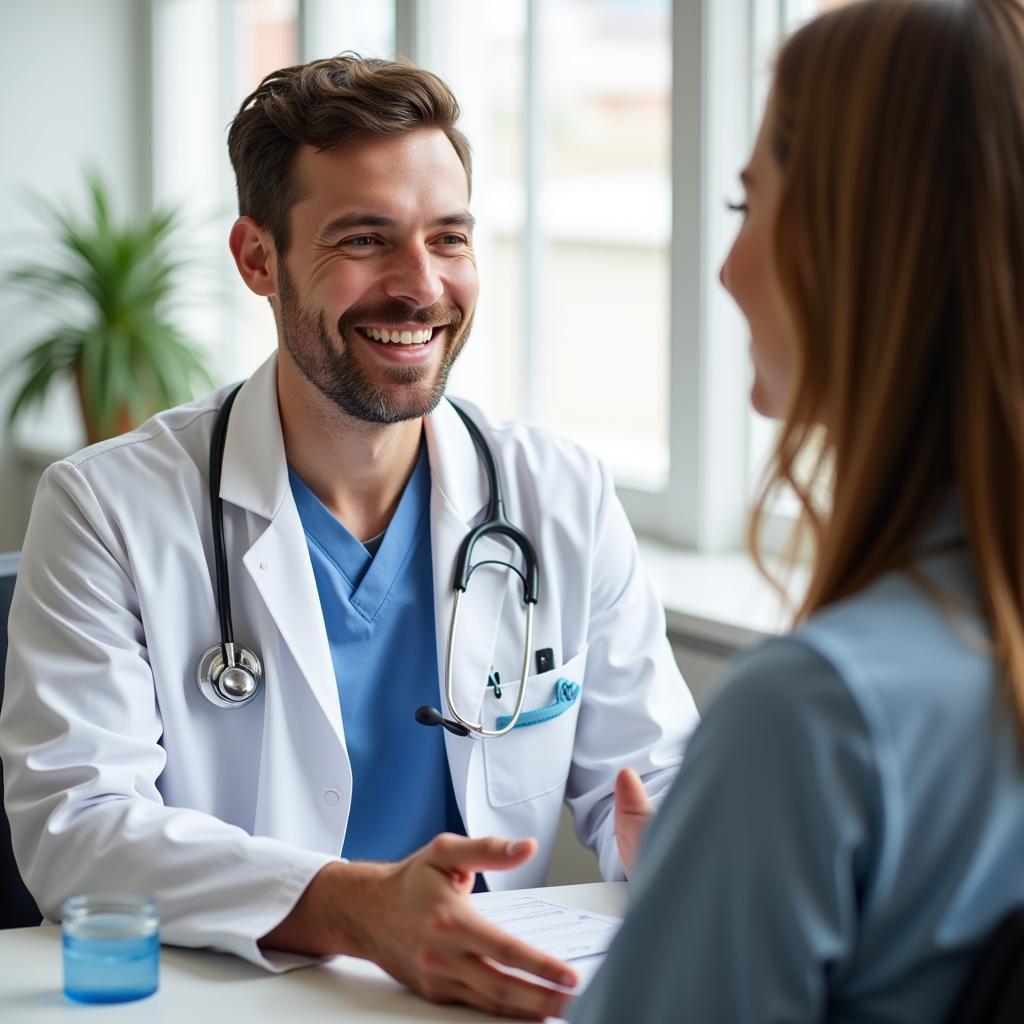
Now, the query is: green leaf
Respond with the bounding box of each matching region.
[5,332,81,426]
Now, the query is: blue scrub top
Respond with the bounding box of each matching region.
[289,442,464,862]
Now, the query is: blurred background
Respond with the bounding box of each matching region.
[0,0,840,558]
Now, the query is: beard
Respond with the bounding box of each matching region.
[276,261,474,425]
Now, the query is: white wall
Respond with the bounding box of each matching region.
[0,0,149,552]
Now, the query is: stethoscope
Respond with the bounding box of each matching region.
[196,382,540,739]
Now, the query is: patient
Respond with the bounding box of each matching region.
[573,0,1024,1020]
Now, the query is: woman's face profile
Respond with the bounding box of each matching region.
[720,109,793,420]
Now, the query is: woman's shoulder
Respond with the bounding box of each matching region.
[704,553,993,780]
[699,556,997,821]
[792,556,993,724]
[706,634,867,752]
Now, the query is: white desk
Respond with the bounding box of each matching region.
[0,882,625,1023]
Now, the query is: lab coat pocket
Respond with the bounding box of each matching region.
[482,646,589,808]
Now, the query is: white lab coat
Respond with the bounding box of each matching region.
[0,354,697,970]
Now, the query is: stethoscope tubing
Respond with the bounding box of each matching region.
[209,383,245,663]
[443,402,540,736]
[445,592,535,737]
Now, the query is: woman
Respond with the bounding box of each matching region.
[572,1,1024,1020]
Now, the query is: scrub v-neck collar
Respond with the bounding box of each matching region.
[288,440,432,623]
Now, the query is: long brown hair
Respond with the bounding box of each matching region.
[227,54,471,253]
[751,0,1024,723]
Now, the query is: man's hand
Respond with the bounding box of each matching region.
[260,834,577,1020]
[614,768,653,876]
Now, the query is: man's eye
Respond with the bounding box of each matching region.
[439,234,467,246]
[342,236,378,248]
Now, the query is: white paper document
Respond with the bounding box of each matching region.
[471,891,622,962]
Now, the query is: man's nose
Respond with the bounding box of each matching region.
[383,245,444,308]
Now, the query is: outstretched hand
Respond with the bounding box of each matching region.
[261,833,577,1020]
[614,768,653,876]
[361,834,577,1018]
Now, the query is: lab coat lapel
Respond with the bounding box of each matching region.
[219,355,344,752]
[425,400,509,812]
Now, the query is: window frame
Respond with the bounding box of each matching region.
[652,0,796,554]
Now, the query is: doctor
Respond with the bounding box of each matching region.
[0,55,696,1019]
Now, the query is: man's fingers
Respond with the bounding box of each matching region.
[455,954,571,1020]
[428,977,561,1022]
[395,834,576,1017]
[427,833,538,873]
[460,913,578,990]
[615,767,651,817]
[413,921,573,1020]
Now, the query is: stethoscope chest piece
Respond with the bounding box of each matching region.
[196,643,263,709]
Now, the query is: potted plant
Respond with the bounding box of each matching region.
[5,175,214,444]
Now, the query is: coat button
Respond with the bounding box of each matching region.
[322,789,341,806]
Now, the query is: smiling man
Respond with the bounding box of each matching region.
[266,132,478,432]
[0,56,697,1019]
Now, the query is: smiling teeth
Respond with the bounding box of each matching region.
[366,327,434,345]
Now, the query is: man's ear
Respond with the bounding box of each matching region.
[229,216,278,297]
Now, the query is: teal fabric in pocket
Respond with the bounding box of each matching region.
[496,679,581,731]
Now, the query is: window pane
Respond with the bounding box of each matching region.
[237,0,298,91]
[302,0,394,61]
[480,8,527,423]
[536,0,670,483]
[786,0,853,30]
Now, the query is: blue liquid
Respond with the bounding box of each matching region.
[63,928,159,1003]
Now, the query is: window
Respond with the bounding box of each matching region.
[151,0,832,553]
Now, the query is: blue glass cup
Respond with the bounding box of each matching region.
[61,894,160,1004]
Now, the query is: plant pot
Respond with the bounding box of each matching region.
[75,368,141,445]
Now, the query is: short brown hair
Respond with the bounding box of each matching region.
[227,54,472,252]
